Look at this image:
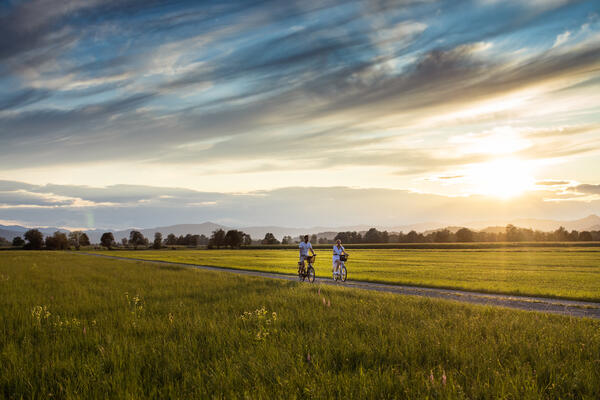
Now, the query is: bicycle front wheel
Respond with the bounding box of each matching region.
[340,266,347,282]
[307,266,315,283]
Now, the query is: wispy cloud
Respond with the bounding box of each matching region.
[0,0,599,222]
[553,30,571,47]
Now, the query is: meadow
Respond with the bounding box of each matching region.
[1,251,599,399]
[91,248,600,302]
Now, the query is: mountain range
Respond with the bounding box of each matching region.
[1,215,599,243]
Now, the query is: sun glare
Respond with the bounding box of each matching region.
[466,158,535,198]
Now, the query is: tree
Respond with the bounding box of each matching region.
[129,231,146,250]
[80,233,90,246]
[579,231,593,241]
[24,229,44,250]
[433,229,452,243]
[153,232,163,249]
[281,235,292,245]
[12,236,25,247]
[189,235,200,247]
[208,229,226,249]
[224,230,244,249]
[506,225,523,242]
[553,226,568,241]
[165,233,177,246]
[45,231,70,250]
[335,231,362,244]
[262,233,280,245]
[100,232,115,249]
[121,237,128,248]
[405,230,420,243]
[242,234,252,246]
[567,230,579,241]
[68,231,89,250]
[455,228,474,242]
[0,237,9,246]
[364,228,387,243]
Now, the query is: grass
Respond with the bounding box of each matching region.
[89,248,600,302]
[1,251,599,399]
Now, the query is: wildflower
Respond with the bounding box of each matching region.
[429,371,435,384]
[306,352,311,363]
[168,313,174,324]
[442,371,447,386]
[83,326,87,335]
[327,299,331,307]
[322,297,326,305]
[318,287,321,296]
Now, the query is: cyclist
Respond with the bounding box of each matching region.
[332,239,348,277]
[298,235,316,274]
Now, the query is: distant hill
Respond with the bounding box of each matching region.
[388,222,445,233]
[0,225,69,240]
[0,228,22,240]
[85,222,229,243]
[508,214,600,232]
[3,214,599,243]
[479,226,508,234]
[423,226,467,235]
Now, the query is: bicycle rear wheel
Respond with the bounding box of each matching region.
[298,268,305,282]
[307,266,315,283]
[340,266,347,282]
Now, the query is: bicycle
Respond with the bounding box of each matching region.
[333,254,348,282]
[298,255,316,283]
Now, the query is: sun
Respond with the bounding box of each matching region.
[466,158,535,199]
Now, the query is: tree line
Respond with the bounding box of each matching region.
[333,226,600,243]
[1,229,92,250]
[4,224,600,250]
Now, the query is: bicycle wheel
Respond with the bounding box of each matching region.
[307,266,315,283]
[340,266,347,282]
[298,268,305,282]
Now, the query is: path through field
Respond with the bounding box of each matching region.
[78,252,600,319]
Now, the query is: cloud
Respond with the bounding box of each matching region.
[0,0,598,194]
[1,180,599,230]
[568,184,600,194]
[536,180,571,186]
[553,30,571,47]
[0,89,51,111]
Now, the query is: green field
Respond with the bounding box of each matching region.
[1,251,599,399]
[90,248,600,302]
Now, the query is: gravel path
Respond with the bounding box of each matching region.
[78,252,600,319]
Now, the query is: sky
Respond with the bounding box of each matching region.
[0,0,599,230]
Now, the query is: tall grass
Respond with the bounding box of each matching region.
[92,248,600,301]
[1,252,599,398]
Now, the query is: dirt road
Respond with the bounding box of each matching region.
[78,252,600,319]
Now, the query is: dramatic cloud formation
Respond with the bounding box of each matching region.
[0,0,599,227]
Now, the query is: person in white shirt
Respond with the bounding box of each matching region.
[298,235,316,273]
[332,239,348,276]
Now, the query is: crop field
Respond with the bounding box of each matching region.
[90,248,600,302]
[1,251,599,399]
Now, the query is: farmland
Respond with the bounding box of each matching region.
[90,248,600,302]
[1,251,599,399]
